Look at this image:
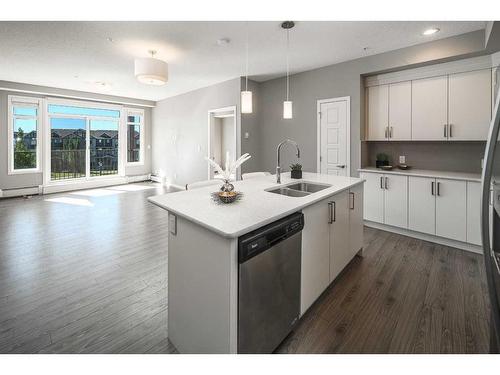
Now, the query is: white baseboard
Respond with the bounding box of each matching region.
[126,174,151,183]
[0,186,40,198]
[168,183,185,191]
[364,221,483,254]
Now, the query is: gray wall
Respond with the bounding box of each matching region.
[240,78,262,174]
[0,82,153,190]
[152,78,242,187]
[363,141,486,174]
[256,30,488,177]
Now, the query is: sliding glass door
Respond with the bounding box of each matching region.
[48,102,121,182]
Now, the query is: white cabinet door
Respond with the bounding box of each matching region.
[383,174,408,228]
[448,69,491,141]
[435,179,467,242]
[411,76,448,140]
[300,197,331,315]
[388,81,412,140]
[329,190,351,281]
[360,172,384,223]
[367,85,389,140]
[408,176,436,235]
[349,183,364,256]
[466,181,482,246]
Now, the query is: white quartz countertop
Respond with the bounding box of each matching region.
[148,172,364,238]
[358,167,481,182]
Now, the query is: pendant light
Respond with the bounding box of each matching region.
[241,23,253,114]
[135,50,168,86]
[282,21,294,119]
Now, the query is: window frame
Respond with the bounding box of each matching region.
[124,108,145,166]
[8,95,42,175]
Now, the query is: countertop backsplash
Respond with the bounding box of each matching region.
[362,140,486,174]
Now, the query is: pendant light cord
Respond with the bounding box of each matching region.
[245,22,249,91]
[286,29,290,101]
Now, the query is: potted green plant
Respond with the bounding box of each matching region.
[376,153,390,168]
[290,163,302,179]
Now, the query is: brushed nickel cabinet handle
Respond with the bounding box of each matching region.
[449,124,453,138]
[332,201,336,222]
[385,127,388,139]
[350,192,355,210]
[380,176,384,189]
[328,202,333,224]
[384,177,388,189]
[389,126,393,138]
[437,182,441,196]
[431,181,435,196]
[443,124,447,138]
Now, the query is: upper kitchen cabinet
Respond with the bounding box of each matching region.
[448,69,491,141]
[388,81,412,140]
[367,85,389,140]
[411,75,448,140]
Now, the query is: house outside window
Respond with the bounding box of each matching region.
[125,109,144,164]
[8,96,41,174]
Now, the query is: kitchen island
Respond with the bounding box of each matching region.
[148,172,365,353]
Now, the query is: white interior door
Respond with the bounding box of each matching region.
[319,99,349,176]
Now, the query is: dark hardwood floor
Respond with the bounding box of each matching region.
[277,227,491,354]
[0,183,491,353]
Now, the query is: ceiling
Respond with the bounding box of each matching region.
[0,21,486,101]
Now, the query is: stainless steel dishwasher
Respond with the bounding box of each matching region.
[238,212,303,353]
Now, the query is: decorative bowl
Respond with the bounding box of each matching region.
[397,164,411,170]
[217,191,239,204]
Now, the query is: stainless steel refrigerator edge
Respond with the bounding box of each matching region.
[481,85,500,353]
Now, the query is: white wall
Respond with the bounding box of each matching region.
[152,78,242,187]
[221,116,235,166]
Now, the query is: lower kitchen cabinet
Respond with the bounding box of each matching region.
[360,172,407,228]
[435,179,467,242]
[466,181,482,246]
[300,196,331,315]
[408,176,436,235]
[349,183,364,257]
[329,190,350,281]
[300,184,364,315]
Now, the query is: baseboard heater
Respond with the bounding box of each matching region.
[0,186,42,198]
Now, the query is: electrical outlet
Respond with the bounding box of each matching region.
[399,155,406,164]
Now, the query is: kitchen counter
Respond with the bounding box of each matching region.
[358,167,481,182]
[148,172,364,238]
[148,171,365,354]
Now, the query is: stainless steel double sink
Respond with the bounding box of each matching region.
[266,181,332,197]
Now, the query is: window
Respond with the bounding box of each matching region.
[126,109,144,164]
[8,96,41,174]
[47,100,121,181]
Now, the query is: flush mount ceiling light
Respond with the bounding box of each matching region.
[282,21,294,120]
[423,27,440,36]
[241,23,253,114]
[134,50,168,86]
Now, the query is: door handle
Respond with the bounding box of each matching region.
[380,176,384,189]
[328,202,334,224]
[431,181,435,196]
[336,165,346,168]
[443,124,448,138]
[384,177,388,189]
[350,192,355,210]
